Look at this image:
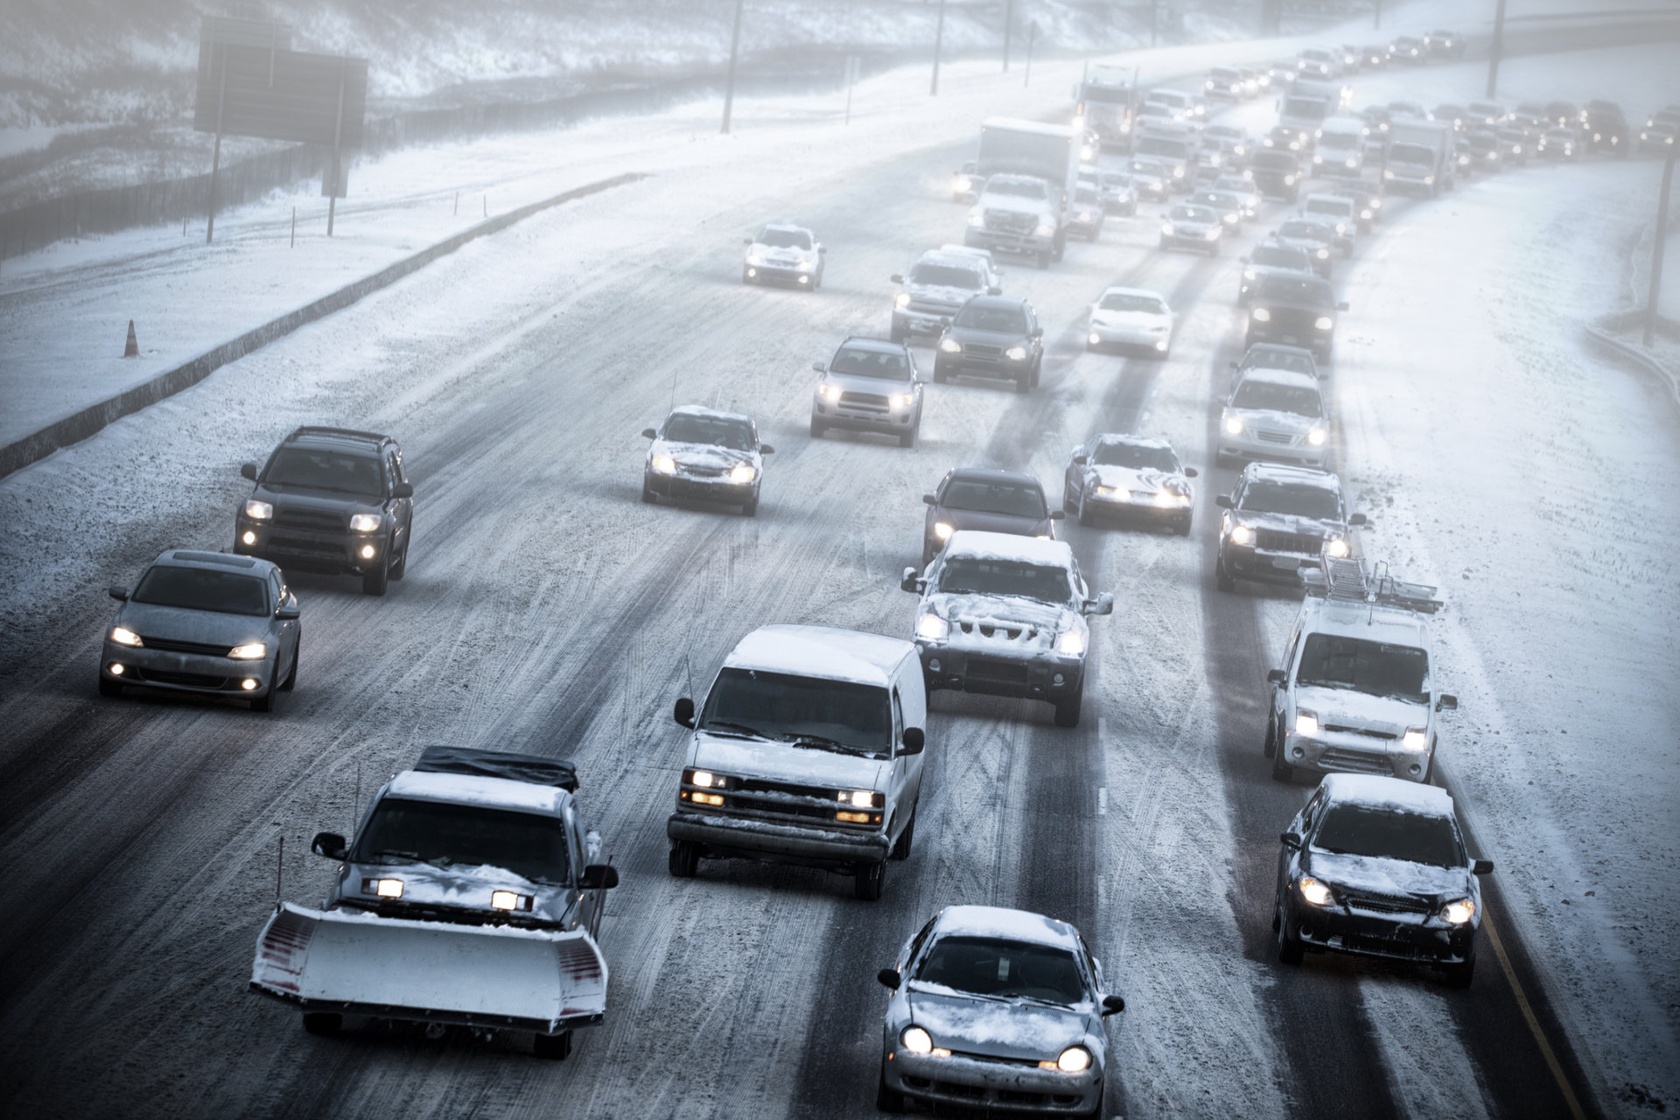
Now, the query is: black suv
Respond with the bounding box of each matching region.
[235,427,414,596]
[1245,273,1348,363]
[933,296,1045,393]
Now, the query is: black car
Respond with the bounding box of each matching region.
[1271,219,1337,279]
[933,296,1045,393]
[1582,100,1629,155]
[1275,774,1492,987]
[235,427,414,596]
[1215,462,1364,591]
[1325,182,1383,232]
[1246,274,1346,365]
[1466,130,1504,172]
[921,467,1061,566]
[1248,149,1303,202]
[1239,242,1315,305]
[1423,29,1464,58]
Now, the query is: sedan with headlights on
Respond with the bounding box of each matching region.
[641,406,773,516]
[1270,218,1337,278]
[920,467,1060,566]
[1086,287,1174,357]
[742,223,825,289]
[933,296,1045,393]
[1218,368,1331,468]
[1159,203,1224,255]
[100,549,300,711]
[1245,273,1348,365]
[1062,433,1197,534]
[875,905,1124,1116]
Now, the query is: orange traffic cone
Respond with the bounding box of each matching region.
[123,320,139,358]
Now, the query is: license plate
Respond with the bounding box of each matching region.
[1272,556,1303,570]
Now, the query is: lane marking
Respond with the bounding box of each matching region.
[1483,908,1588,1120]
[1097,787,1107,815]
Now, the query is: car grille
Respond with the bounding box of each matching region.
[736,777,831,800]
[679,463,728,478]
[1255,529,1321,554]
[955,620,1035,640]
[1254,428,1299,446]
[1324,722,1397,739]
[1317,747,1391,774]
[273,508,344,532]
[138,636,234,657]
[1344,891,1432,917]
[983,210,1036,235]
[962,343,1004,362]
[269,535,344,556]
[838,391,890,413]
[966,658,1030,683]
[720,778,860,825]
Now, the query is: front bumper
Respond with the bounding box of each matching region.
[919,644,1084,702]
[935,348,1034,380]
[1087,324,1171,353]
[744,262,816,286]
[102,641,277,697]
[1082,488,1192,526]
[893,306,960,337]
[1217,433,1326,468]
[883,1047,1101,1115]
[1278,729,1433,781]
[1219,540,1323,585]
[812,400,918,435]
[964,227,1053,257]
[668,810,890,868]
[1286,897,1477,966]
[236,518,381,576]
[645,471,756,504]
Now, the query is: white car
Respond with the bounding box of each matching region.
[1086,287,1174,356]
[742,223,824,289]
[1217,367,1330,468]
[1062,433,1197,534]
[641,405,773,516]
[1159,203,1223,254]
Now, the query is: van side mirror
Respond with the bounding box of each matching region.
[674,697,696,728]
[240,462,259,481]
[901,727,925,756]
[580,864,620,890]
[1280,831,1303,850]
[1472,859,1494,875]
[1349,512,1368,526]
[311,832,348,860]
[1101,994,1126,1016]
[900,566,923,593]
[1216,494,1234,509]
[877,967,902,990]
[1437,694,1458,711]
[812,362,826,373]
[108,585,129,601]
[391,481,414,500]
[642,428,658,440]
[1267,668,1287,685]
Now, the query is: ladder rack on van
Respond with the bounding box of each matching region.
[1301,555,1442,614]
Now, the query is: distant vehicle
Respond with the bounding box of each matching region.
[1324,182,1383,231]
[234,425,414,596]
[641,406,773,516]
[902,530,1111,726]
[1095,171,1139,215]
[1466,130,1504,172]
[890,249,998,342]
[1390,35,1426,64]
[1190,188,1246,231]
[1062,433,1197,534]
[1211,174,1262,219]
[1387,99,1432,122]
[875,905,1124,1114]
[1073,64,1137,143]
[1273,774,1489,987]
[743,223,824,288]
[937,244,1004,287]
[1238,242,1316,305]
[252,745,619,1057]
[1358,43,1391,69]
[1246,273,1348,364]
[1544,101,1581,127]
[1065,182,1107,241]
[1270,217,1338,278]
[810,336,923,447]
[1202,123,1252,164]
[1262,124,1308,153]
[1311,116,1367,176]
[1205,66,1248,100]
[1124,156,1174,201]
[1465,100,1506,126]
[1510,102,1550,129]
[1582,100,1629,154]
[1432,103,1468,133]
[1086,286,1175,356]
[1133,125,1200,191]
[1536,126,1580,161]
[1494,127,1531,166]
[1641,119,1679,154]
[1384,119,1458,196]
[1424,29,1465,58]
[920,466,1061,567]
[1214,462,1364,590]
[1217,367,1331,468]
[1298,193,1357,254]
[1143,87,1205,122]
[1159,203,1224,255]
[934,296,1045,393]
[964,119,1080,268]
[100,549,300,710]
[1295,47,1342,79]
[951,160,985,203]
[1266,60,1298,87]
[1248,149,1304,201]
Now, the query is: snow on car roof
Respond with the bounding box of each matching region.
[1099,286,1169,303]
[160,549,263,570]
[1321,774,1455,818]
[383,770,569,816]
[982,117,1077,138]
[667,404,754,424]
[942,530,1074,567]
[1244,462,1342,490]
[1238,367,1321,390]
[724,624,912,687]
[1304,596,1432,643]
[933,904,1079,949]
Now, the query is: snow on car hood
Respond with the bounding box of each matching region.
[909,284,981,306]
[1296,685,1426,736]
[114,601,272,647]
[1090,310,1168,330]
[342,860,574,924]
[925,591,1076,652]
[1225,407,1318,433]
[651,440,756,471]
[1090,465,1185,495]
[690,731,892,784]
[1305,850,1468,900]
[907,983,1090,1061]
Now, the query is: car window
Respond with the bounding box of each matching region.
[131,566,270,616]
[1297,633,1430,703]
[699,668,891,755]
[1244,349,1316,376]
[265,448,383,496]
[986,178,1047,199]
[940,479,1046,517]
[954,304,1028,333]
[937,558,1074,606]
[1098,293,1167,315]
[1092,441,1178,471]
[351,798,572,885]
[911,263,983,289]
[1239,480,1340,519]
[759,228,812,250]
[1313,804,1464,867]
[915,936,1086,1004]
[1231,380,1323,417]
[663,414,756,450]
[1253,246,1309,268]
[1279,221,1328,241]
[831,347,910,380]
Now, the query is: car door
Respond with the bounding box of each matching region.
[1273,616,1305,728]
[269,571,299,665]
[1278,786,1324,896]
[890,685,926,816]
[385,447,413,544]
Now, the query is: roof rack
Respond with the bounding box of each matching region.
[1301,554,1442,614]
[288,426,390,447]
[414,745,579,792]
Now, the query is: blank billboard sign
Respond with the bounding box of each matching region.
[194,43,367,149]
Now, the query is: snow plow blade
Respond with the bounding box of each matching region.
[250,902,607,1034]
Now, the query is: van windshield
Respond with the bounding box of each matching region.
[1297,633,1430,703]
[700,669,892,756]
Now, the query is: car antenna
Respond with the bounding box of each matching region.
[274,833,284,910]
[351,761,361,838]
[670,365,680,414]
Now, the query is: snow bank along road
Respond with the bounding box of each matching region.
[2,22,1677,1120]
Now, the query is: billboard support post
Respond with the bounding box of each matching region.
[207,46,226,246]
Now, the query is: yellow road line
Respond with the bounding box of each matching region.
[1483,907,1588,1120]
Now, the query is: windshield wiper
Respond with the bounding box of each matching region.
[366,849,422,865]
[785,733,870,756]
[702,720,771,740]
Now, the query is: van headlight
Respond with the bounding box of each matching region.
[1005,346,1028,361]
[1307,428,1327,446]
[1403,728,1429,751]
[966,211,984,227]
[1251,307,1272,322]
[820,383,842,404]
[916,613,949,641]
[1315,316,1334,331]
[890,392,914,409]
[1294,710,1320,736]
[1440,898,1476,925]
[939,337,963,354]
[1055,629,1086,657]
[839,789,885,809]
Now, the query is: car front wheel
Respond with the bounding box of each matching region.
[854,860,886,901]
[1275,898,1305,965]
[1053,685,1084,728]
[362,549,391,596]
[668,841,700,878]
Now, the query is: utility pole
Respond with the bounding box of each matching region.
[721,0,744,134]
[931,0,947,96]
[1646,138,1676,348]
[1151,0,1159,47]
[1024,22,1037,88]
[1374,0,1383,31]
[1003,0,1014,71]
[1486,0,1508,98]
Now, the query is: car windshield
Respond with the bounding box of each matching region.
[699,668,891,755]
[131,566,270,616]
[987,178,1046,199]
[1137,136,1193,158]
[1253,152,1296,169]
[663,414,756,450]
[916,936,1086,1004]
[1170,206,1214,222]
[1098,293,1167,315]
[954,304,1027,333]
[1243,348,1317,375]
[936,558,1074,606]
[1313,804,1463,867]
[911,263,983,289]
[1318,132,1359,150]
[1231,380,1323,416]
[1305,200,1350,218]
[1075,186,1099,204]
[1279,221,1329,241]
[940,478,1045,517]
[1297,633,1430,703]
[1092,441,1178,471]
[759,228,811,249]
[265,448,383,496]
[1256,277,1332,306]
[351,798,571,885]
[1253,246,1309,269]
[830,347,910,380]
[1240,480,1340,519]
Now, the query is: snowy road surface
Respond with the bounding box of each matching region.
[1,6,1677,1120]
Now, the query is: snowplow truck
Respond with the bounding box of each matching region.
[250,744,619,1059]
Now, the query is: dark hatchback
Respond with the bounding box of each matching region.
[1248,149,1303,201]
[934,297,1045,393]
[922,467,1061,566]
[1245,273,1348,363]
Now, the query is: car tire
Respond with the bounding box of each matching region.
[932,361,949,384]
[533,1031,572,1060]
[876,1064,908,1113]
[1037,251,1052,270]
[1443,946,1477,989]
[668,841,700,878]
[1063,481,1079,514]
[742,493,759,517]
[98,674,122,698]
[361,554,390,597]
[1016,371,1031,394]
[1275,899,1305,965]
[280,642,299,691]
[898,428,916,449]
[854,860,886,901]
[302,1012,341,1036]
[889,323,905,343]
[1077,489,1094,527]
[251,685,276,713]
[1030,358,1041,389]
[1271,751,1295,782]
[641,475,658,504]
[1053,686,1083,728]
[1263,714,1278,759]
[890,807,917,861]
[389,529,409,581]
[810,419,825,439]
[1216,557,1236,593]
[1174,514,1191,536]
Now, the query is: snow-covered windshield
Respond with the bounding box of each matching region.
[940,478,1045,517]
[1092,441,1178,471]
[910,263,982,289]
[917,935,1085,1004]
[937,558,1074,606]
[1242,348,1317,375]
[663,414,756,450]
[352,798,571,884]
[700,668,891,754]
[1239,481,1339,519]
[758,228,812,250]
[266,448,383,496]
[1298,633,1430,703]
[131,566,269,616]
[830,346,910,380]
[954,304,1028,333]
[1098,293,1167,315]
[1314,804,1463,868]
[1231,380,1323,416]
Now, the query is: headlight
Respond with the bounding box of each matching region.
[1360,208,1373,219]
[1206,228,1221,239]
[1051,1046,1092,1073]
[1251,307,1272,322]
[1172,166,1185,178]
[1224,415,1245,435]
[364,877,405,899]
[1161,223,1176,236]
[954,175,972,191]
[109,626,143,647]
[1315,248,1329,259]
[1315,316,1334,331]
[1324,537,1350,558]
[1228,523,1255,545]
[1384,169,1396,179]
[1295,710,1320,736]
[939,337,962,354]
[1403,728,1429,751]
[966,211,984,227]
[1035,222,1056,237]
[1345,158,1357,168]
[1307,428,1327,446]
[1243,268,1257,280]
[1440,898,1477,925]
[745,249,764,265]
[1223,213,1238,225]
[243,499,273,521]
[1423,175,1435,185]
[933,521,955,541]
[1369,197,1382,209]
[228,642,268,660]
[916,613,950,641]
[820,383,842,404]
[840,789,883,809]
[349,513,382,533]
[894,292,911,309]
[1055,629,1086,657]
[651,454,678,475]
[1154,490,1188,507]
[1284,174,1298,185]
[1298,876,1333,906]
[728,464,758,485]
[1089,332,1102,346]
[490,890,533,911]
[901,1026,934,1055]
[1005,346,1028,361]
[690,769,720,788]
[890,392,914,409]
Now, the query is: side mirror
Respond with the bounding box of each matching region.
[812,362,826,373]
[1228,360,1239,369]
[890,274,904,284]
[642,428,658,440]
[922,493,937,506]
[1472,858,1494,875]
[240,462,259,481]
[1048,510,1065,521]
[1437,694,1459,711]
[1029,327,1043,339]
[391,481,414,500]
[988,285,1002,296]
[311,832,348,860]
[579,864,620,890]
[1280,831,1303,850]
[1101,994,1126,1016]
[743,238,754,246]
[1184,467,1199,478]
[900,566,923,593]
[1071,452,1088,465]
[1085,592,1115,617]
[877,967,902,990]
[108,585,129,601]
[1216,494,1234,509]
[759,444,775,455]
[1267,668,1287,685]
[901,727,926,756]
[674,697,696,728]
[276,601,301,621]
[1349,512,1368,526]
[1336,301,1350,311]
[817,245,827,255]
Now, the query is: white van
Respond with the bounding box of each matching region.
[666,625,928,900]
